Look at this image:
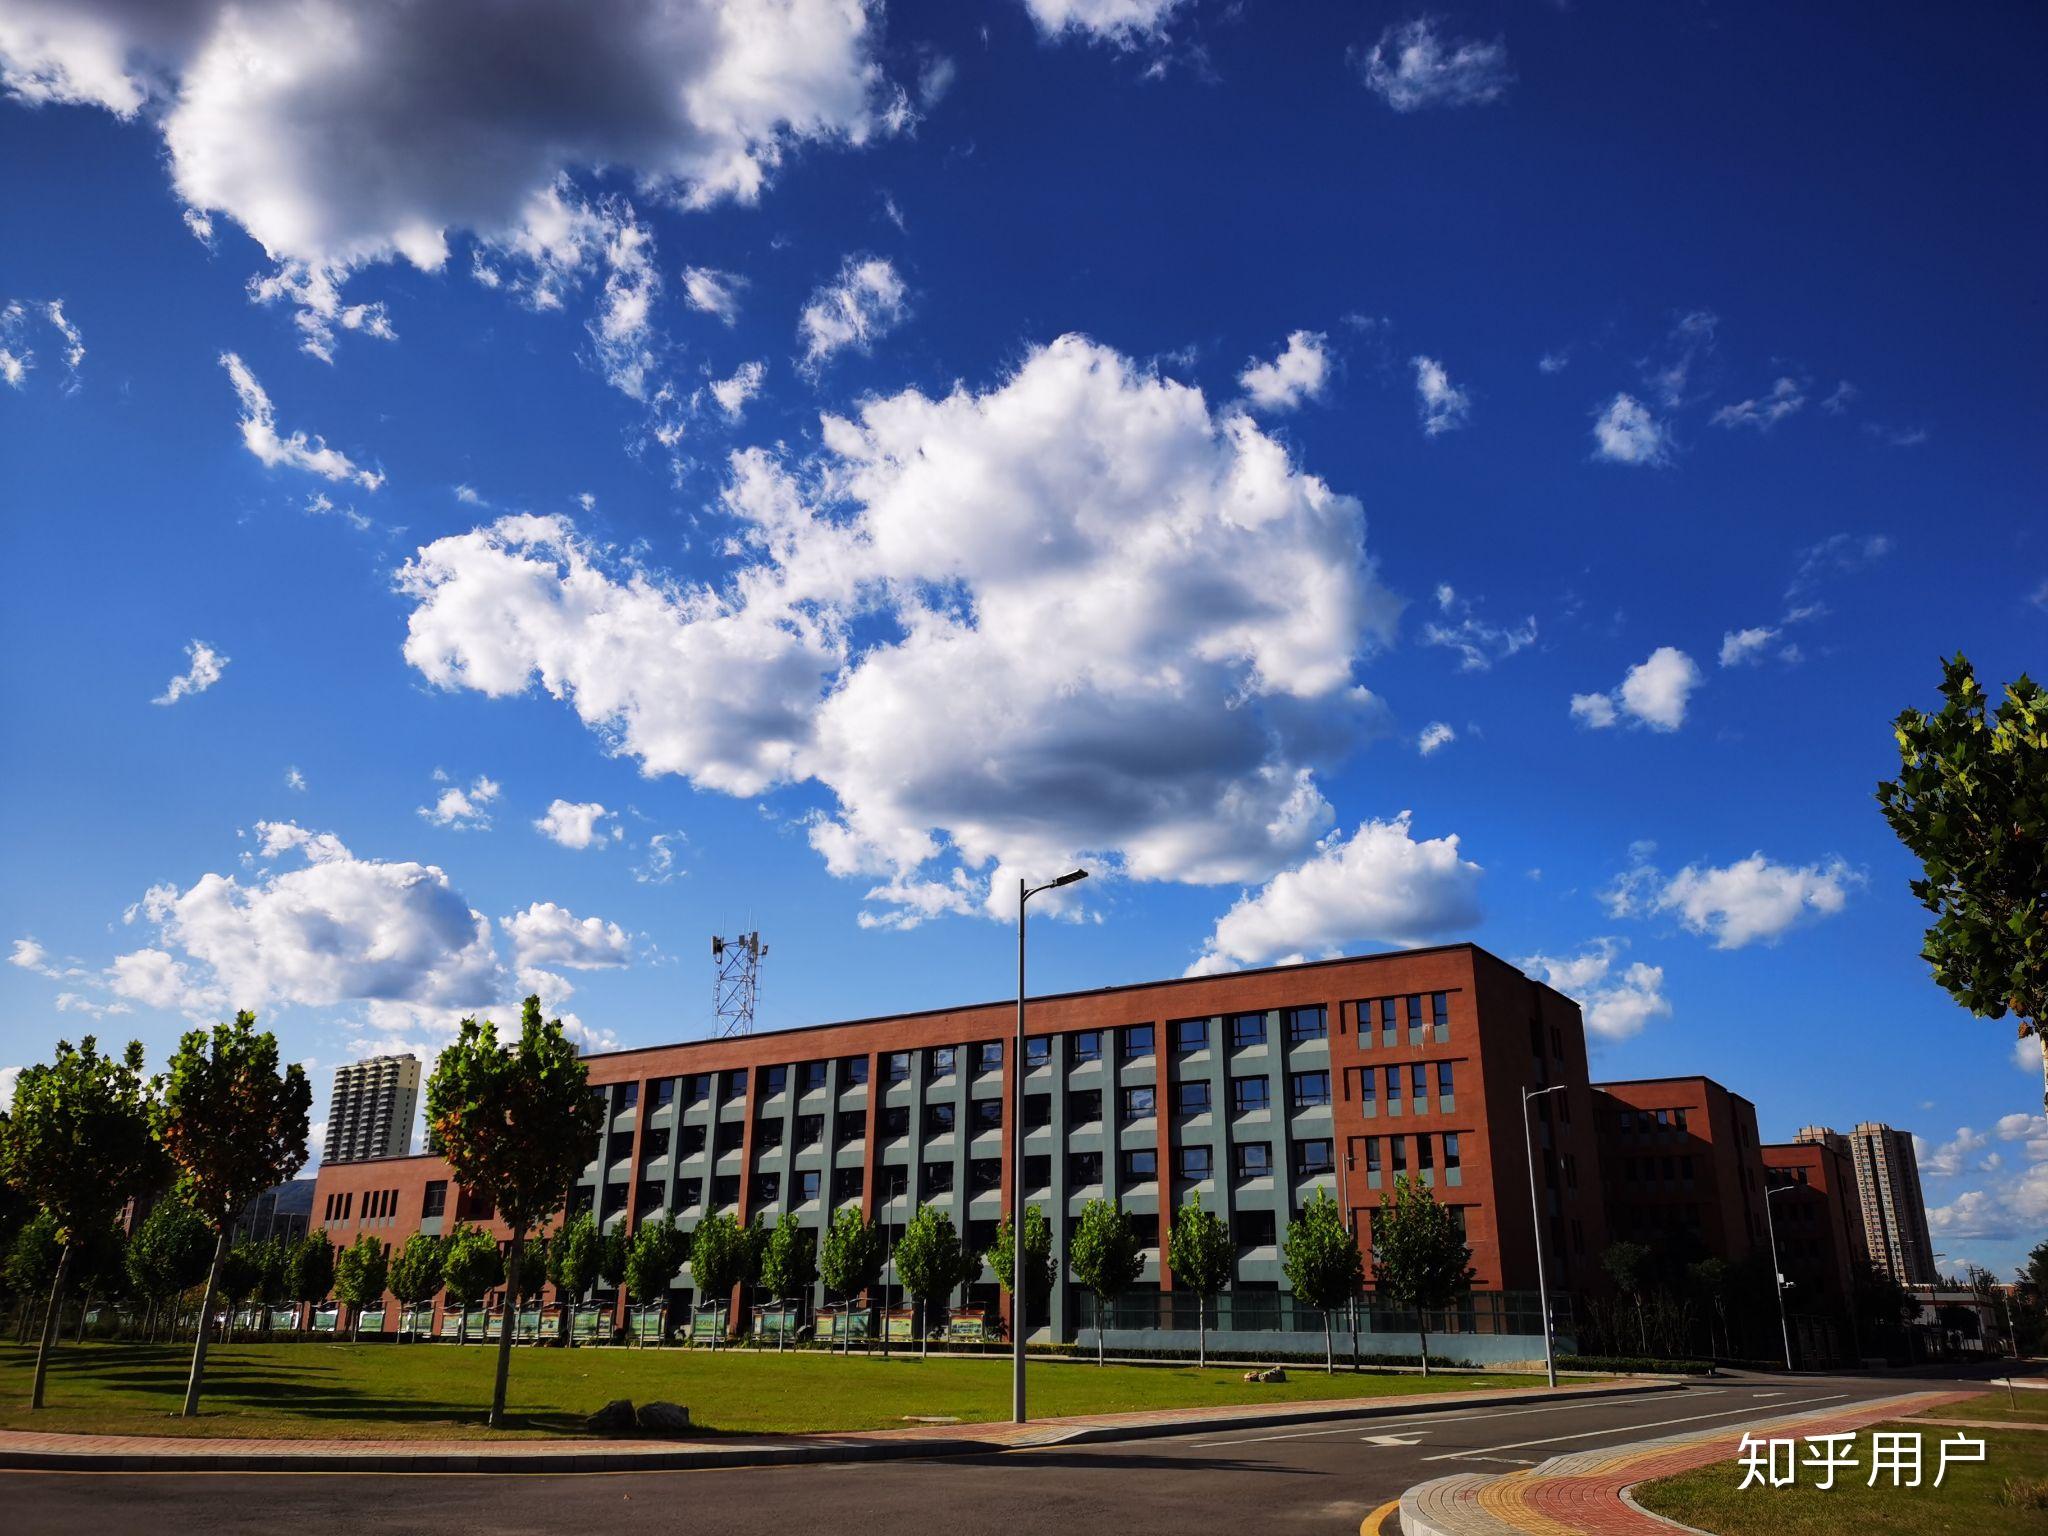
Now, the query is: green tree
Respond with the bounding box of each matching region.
[424,997,603,1428]
[1167,1192,1235,1368]
[440,1223,503,1344]
[252,1234,293,1336]
[1602,1240,1653,1353]
[689,1211,748,1347]
[758,1212,818,1348]
[156,1013,311,1417]
[547,1211,600,1344]
[1877,656,2048,1108]
[1284,1187,1364,1374]
[1688,1257,1733,1359]
[1368,1176,1472,1377]
[387,1232,446,1338]
[126,1193,212,1340]
[893,1204,961,1357]
[218,1242,264,1341]
[289,1230,336,1327]
[818,1206,884,1354]
[1068,1199,1143,1365]
[6,1212,61,1346]
[599,1226,629,1294]
[987,1205,1055,1341]
[0,1036,158,1409]
[333,1231,390,1342]
[624,1216,686,1342]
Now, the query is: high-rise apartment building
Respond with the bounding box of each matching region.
[1814,1122,1938,1285]
[323,1054,421,1164]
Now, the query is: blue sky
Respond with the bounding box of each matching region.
[0,2,2041,1275]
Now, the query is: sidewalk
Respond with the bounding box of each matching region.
[0,1378,1669,1475]
[1395,1388,1980,1536]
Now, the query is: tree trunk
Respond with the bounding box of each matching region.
[29,1242,74,1410]
[1419,1322,1431,1377]
[181,1228,230,1418]
[489,1232,524,1430]
[1198,1307,1206,1370]
[74,1285,93,1344]
[1096,1296,1105,1366]
[1324,1313,1334,1375]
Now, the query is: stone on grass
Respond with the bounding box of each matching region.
[1240,1366,1287,1384]
[638,1401,692,1434]
[586,1398,636,1434]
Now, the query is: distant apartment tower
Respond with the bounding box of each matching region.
[1802,1123,1937,1285]
[323,1055,421,1164]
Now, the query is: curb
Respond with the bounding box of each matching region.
[0,1382,1678,1476]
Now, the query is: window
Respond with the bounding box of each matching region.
[1024,1092,1051,1130]
[1295,1139,1335,1176]
[1233,1141,1272,1179]
[978,1042,1003,1074]
[1379,997,1399,1041]
[840,1055,869,1086]
[924,1102,957,1136]
[714,1121,745,1154]
[1024,1154,1051,1189]
[1172,1018,1208,1053]
[1431,992,1450,1038]
[928,1046,957,1078]
[679,1124,706,1157]
[1417,1134,1435,1173]
[880,1165,909,1201]
[636,1180,664,1213]
[1230,1012,1267,1049]
[1385,1067,1402,1108]
[753,1172,781,1204]
[970,1158,1003,1194]
[1122,1024,1154,1061]
[795,1114,823,1148]
[1121,1148,1158,1182]
[1444,1133,1461,1172]
[755,1119,784,1150]
[801,1060,828,1094]
[654,1077,676,1109]
[1406,994,1424,1039]
[1176,1145,1213,1181]
[1356,1066,1376,1108]
[713,1174,740,1208]
[1175,1080,1212,1117]
[1285,1005,1327,1044]
[971,1098,1003,1134]
[922,1161,954,1194]
[1068,1030,1101,1065]
[1230,1075,1270,1114]
[1068,1150,1103,1186]
[1437,1061,1455,1099]
[1365,1137,1382,1175]
[1025,1037,1051,1069]
[1234,1210,1276,1248]
[1389,1135,1408,1174]
[1411,1063,1428,1103]
[618,1082,639,1110]
[1550,1024,1564,1060]
[422,1181,447,1218]
[722,1068,748,1101]
[675,1178,703,1209]
[838,1109,867,1144]
[762,1065,788,1097]
[1069,1089,1102,1125]
[1120,1084,1155,1123]
[685,1073,711,1104]
[885,1052,911,1084]
[795,1170,821,1203]
[641,1127,671,1161]
[882,1104,911,1139]
[1290,1071,1331,1110]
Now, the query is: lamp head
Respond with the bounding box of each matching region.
[1051,868,1089,889]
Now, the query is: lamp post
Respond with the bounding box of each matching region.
[1014,868,1088,1425]
[1521,1084,1567,1389]
[1762,1184,1795,1372]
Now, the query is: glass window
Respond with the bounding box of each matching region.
[1233,1141,1272,1179]
[760,1066,786,1096]
[886,1052,911,1084]
[924,1102,957,1136]
[880,1165,908,1200]
[1290,1071,1331,1109]
[1172,1018,1208,1053]
[422,1181,447,1218]
[1176,1145,1213,1181]
[796,1170,821,1203]
[972,1098,1003,1133]
[1229,1075,1269,1114]
[723,1068,748,1100]
[970,1158,1003,1194]
[1379,998,1399,1038]
[1175,1080,1211,1117]
[837,1110,866,1144]
[1024,1092,1051,1130]
[800,1061,828,1093]
[882,1105,911,1139]
[1418,1134,1435,1171]
[928,1046,956,1078]
[686,1074,711,1104]
[796,1114,823,1148]
[1444,1132,1461,1172]
[1234,1210,1276,1247]
[1365,1137,1382,1175]
[1025,1036,1051,1068]
[753,1172,781,1204]
[1120,1084,1155,1122]
[922,1161,953,1194]
[676,1178,703,1209]
[1390,1135,1408,1173]
[1070,1031,1102,1064]
[1411,1063,1428,1099]
[1386,1067,1402,1105]
[1230,1013,1267,1048]
[1121,1148,1158,1181]
[1431,992,1450,1035]
[979,1041,1003,1073]
[1069,1089,1102,1124]
[840,1055,869,1086]
[1068,1150,1103,1186]
[1285,1005,1327,1044]
[713,1175,740,1207]
[1024,1154,1051,1189]
[715,1121,745,1154]
[755,1119,783,1149]
[654,1077,676,1108]
[1294,1139,1335,1176]
[1122,1024,1154,1060]
[617,1082,639,1110]
[1406,995,1424,1036]
[1437,1061,1455,1097]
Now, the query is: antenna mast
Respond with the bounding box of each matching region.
[711,931,767,1037]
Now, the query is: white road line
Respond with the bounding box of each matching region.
[1186,1391,1692,1450]
[1419,1392,1851,1463]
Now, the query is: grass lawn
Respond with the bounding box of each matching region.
[0,1342,1565,1440]
[1909,1389,2048,1426]
[1632,1421,2048,1536]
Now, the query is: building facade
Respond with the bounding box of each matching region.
[1837,1121,1939,1286]
[323,1054,421,1165]
[309,944,1607,1339]
[1590,1076,1768,1267]
[232,1177,316,1246]
[1763,1136,1869,1322]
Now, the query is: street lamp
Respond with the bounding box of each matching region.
[1014,868,1087,1425]
[1762,1184,1796,1372]
[1521,1084,1566,1389]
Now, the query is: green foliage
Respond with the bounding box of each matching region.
[387,1233,447,1308]
[548,1210,600,1302]
[1284,1187,1363,1312]
[334,1231,390,1318]
[1167,1191,1234,1300]
[690,1211,749,1301]
[988,1205,1055,1302]
[1369,1176,1471,1312]
[599,1226,629,1289]
[126,1193,213,1306]
[289,1230,336,1305]
[0,1036,158,1245]
[423,997,602,1239]
[439,1223,504,1308]
[219,1243,264,1310]
[5,1211,60,1299]
[892,1204,961,1315]
[1068,1199,1143,1309]
[156,1014,311,1227]
[759,1211,818,1300]
[515,1233,551,1302]
[1876,655,2048,1092]
[1602,1240,1652,1300]
[818,1205,884,1302]
[624,1216,686,1306]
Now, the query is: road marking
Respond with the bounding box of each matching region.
[1753,1391,1786,1398]
[1359,1498,1402,1536]
[1361,1433,1425,1446]
[1186,1390,1690,1449]
[1419,1392,1851,1463]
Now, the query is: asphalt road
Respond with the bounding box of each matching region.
[0,1366,2007,1536]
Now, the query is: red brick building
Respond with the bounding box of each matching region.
[310,943,1606,1339]
[1590,1076,1769,1267]
[1763,1134,1870,1320]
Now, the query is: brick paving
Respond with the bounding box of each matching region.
[1399,1389,1981,1536]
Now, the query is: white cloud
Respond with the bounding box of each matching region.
[1788,532,1891,599]
[254,819,352,865]
[1422,583,1535,671]
[1239,330,1330,413]
[1521,939,1671,1042]
[1923,1126,1990,1179]
[534,798,619,850]
[0,298,84,392]
[11,937,83,979]
[285,766,307,791]
[1651,852,1856,948]
[1571,647,1701,733]
[682,265,744,325]
[1020,0,1190,47]
[587,206,661,400]
[399,333,1399,927]
[501,900,630,971]
[1591,392,1670,466]
[54,991,131,1019]
[710,359,767,421]
[1188,813,1483,976]
[1718,626,1779,667]
[220,352,383,488]
[1410,355,1470,435]
[634,831,687,885]
[0,1065,18,1111]
[798,254,908,373]
[418,774,500,831]
[1417,722,1456,756]
[153,639,229,706]
[1712,377,1806,432]
[1538,348,1570,375]
[1359,18,1512,112]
